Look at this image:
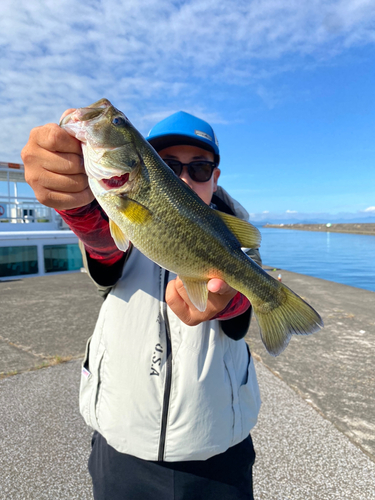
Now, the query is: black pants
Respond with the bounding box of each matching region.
[89,432,255,500]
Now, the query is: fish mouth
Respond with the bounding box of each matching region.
[60,98,112,127]
[100,173,130,190]
[72,102,112,123]
[60,111,102,143]
[60,99,112,143]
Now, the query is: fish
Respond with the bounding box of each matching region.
[60,98,323,356]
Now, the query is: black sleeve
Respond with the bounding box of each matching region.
[79,240,131,299]
[220,306,252,341]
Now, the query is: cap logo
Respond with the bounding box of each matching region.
[194,130,213,142]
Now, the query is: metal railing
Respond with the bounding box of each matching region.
[0,197,60,225]
[0,165,63,227]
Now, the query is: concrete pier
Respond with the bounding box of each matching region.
[248,267,375,461]
[1,270,374,499]
[264,222,375,235]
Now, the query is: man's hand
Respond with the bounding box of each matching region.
[21,109,95,211]
[165,277,237,326]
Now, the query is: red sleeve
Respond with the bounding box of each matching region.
[56,201,124,266]
[58,203,251,318]
[213,292,251,321]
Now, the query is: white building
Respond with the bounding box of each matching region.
[0,162,83,280]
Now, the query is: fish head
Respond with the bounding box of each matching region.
[60,98,143,196]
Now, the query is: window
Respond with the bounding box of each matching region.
[43,244,83,273]
[0,246,38,277]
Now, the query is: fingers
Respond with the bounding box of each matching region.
[59,108,76,123]
[165,279,192,325]
[22,124,83,176]
[32,122,82,155]
[28,150,85,177]
[35,166,88,192]
[166,277,237,327]
[34,185,95,210]
[207,278,233,295]
[21,119,94,210]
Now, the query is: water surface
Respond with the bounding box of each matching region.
[258,228,375,292]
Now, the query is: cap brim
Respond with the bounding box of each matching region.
[148,134,220,165]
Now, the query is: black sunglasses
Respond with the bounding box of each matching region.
[162,159,217,183]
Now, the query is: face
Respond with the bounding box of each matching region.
[158,145,220,205]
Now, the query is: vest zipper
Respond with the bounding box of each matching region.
[158,269,172,461]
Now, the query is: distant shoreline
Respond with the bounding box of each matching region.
[263,223,375,236]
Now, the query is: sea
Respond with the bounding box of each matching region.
[257,227,375,293]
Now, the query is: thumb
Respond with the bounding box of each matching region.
[207,279,232,295]
[59,108,77,123]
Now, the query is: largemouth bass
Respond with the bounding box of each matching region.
[60,98,323,356]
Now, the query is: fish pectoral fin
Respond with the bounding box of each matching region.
[109,219,130,252]
[179,277,209,313]
[118,197,152,225]
[214,211,261,249]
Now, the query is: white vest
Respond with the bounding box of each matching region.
[79,188,261,461]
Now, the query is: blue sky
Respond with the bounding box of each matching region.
[1,0,374,221]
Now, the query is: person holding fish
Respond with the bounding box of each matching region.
[22,100,322,499]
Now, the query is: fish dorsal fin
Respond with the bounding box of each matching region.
[179,276,209,313]
[118,197,153,225]
[214,211,261,249]
[109,219,130,252]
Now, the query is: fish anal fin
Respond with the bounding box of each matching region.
[118,197,152,225]
[214,211,261,249]
[179,276,209,312]
[109,219,130,252]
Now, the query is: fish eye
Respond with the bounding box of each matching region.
[112,116,126,126]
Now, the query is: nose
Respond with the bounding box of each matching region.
[178,166,194,187]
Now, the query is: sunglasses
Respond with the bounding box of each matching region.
[162,159,217,183]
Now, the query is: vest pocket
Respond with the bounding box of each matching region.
[238,356,261,433]
[79,336,106,431]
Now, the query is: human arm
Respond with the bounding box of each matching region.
[56,202,127,291]
[21,111,94,210]
[21,112,126,288]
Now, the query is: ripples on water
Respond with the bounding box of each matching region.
[258,228,375,292]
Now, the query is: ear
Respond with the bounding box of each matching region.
[212,168,221,192]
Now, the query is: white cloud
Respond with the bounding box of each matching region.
[286,210,298,213]
[1,0,375,160]
[364,206,375,212]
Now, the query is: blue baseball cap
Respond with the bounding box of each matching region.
[147,111,220,165]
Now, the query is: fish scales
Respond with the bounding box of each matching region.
[118,149,243,279]
[60,98,323,356]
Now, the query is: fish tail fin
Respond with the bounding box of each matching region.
[252,283,323,356]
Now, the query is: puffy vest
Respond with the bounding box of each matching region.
[79,187,261,461]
